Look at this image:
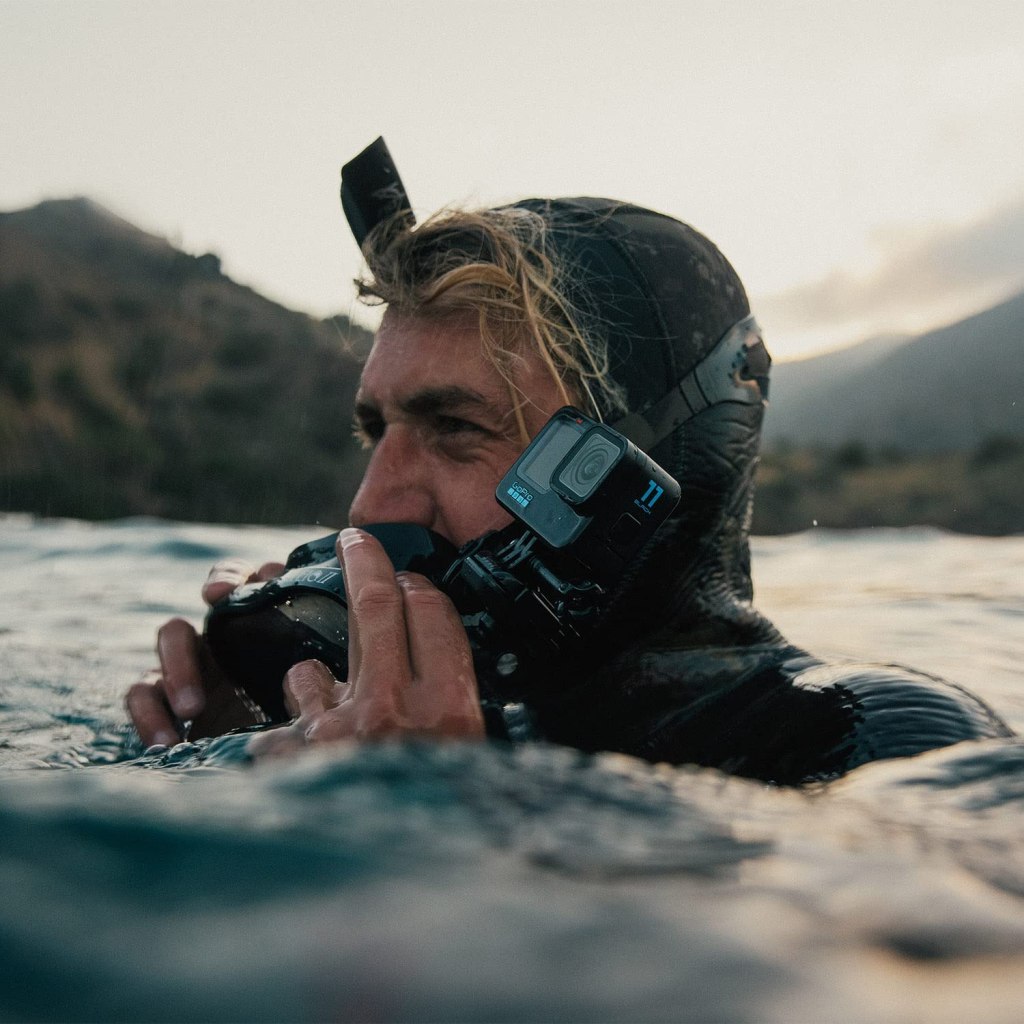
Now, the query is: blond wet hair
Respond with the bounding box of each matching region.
[355,205,627,443]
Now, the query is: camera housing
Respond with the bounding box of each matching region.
[204,407,680,725]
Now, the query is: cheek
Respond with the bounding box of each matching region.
[436,462,516,546]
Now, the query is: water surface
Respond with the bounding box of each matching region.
[1,516,1022,1022]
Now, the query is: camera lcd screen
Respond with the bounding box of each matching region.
[518,417,586,492]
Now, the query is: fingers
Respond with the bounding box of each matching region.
[129,619,255,747]
[398,573,484,739]
[125,671,181,748]
[202,558,284,606]
[397,573,469,681]
[156,618,207,720]
[129,551,285,751]
[250,661,350,759]
[187,643,262,739]
[336,527,483,739]
[247,528,484,758]
[202,558,258,606]
[337,528,410,693]
[283,660,344,719]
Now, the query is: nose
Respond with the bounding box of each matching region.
[348,426,435,530]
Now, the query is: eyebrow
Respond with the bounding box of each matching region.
[354,385,496,423]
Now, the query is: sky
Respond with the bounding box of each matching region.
[2,0,1023,361]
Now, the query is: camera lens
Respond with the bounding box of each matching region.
[557,432,621,502]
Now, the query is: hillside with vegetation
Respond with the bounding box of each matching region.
[1,198,371,525]
[752,438,1024,535]
[756,292,1024,534]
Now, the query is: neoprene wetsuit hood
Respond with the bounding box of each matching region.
[512,197,780,649]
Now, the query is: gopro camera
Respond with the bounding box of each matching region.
[495,407,679,586]
[204,407,679,723]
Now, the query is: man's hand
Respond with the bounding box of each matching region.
[249,528,484,759]
[125,558,285,747]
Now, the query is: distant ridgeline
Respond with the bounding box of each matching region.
[0,198,371,526]
[1,198,1021,534]
[755,290,1024,535]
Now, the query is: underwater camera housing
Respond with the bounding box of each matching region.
[204,407,680,723]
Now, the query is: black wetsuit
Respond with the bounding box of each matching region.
[515,642,1014,786]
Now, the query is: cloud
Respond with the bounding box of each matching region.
[759,195,1024,332]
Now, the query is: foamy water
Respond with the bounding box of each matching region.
[1,516,1022,1022]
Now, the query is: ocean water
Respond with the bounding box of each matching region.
[1,514,1022,1022]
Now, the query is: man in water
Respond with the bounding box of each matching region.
[126,182,1012,782]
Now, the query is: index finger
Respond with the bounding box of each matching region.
[336,528,410,693]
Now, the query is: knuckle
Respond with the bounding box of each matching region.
[355,711,402,741]
[351,580,403,617]
[402,585,453,613]
[352,691,403,740]
[124,682,147,709]
[208,558,251,580]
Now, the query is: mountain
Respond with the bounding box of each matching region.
[0,198,372,524]
[763,291,1024,452]
[766,331,911,411]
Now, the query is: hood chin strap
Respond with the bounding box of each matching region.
[611,315,771,452]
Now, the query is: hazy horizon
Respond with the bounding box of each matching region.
[3,0,1023,360]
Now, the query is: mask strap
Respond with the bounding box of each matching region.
[611,315,771,451]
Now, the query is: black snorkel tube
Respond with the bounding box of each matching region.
[340,136,415,248]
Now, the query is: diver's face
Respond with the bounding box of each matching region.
[347,311,567,547]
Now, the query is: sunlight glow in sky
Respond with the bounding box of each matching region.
[3,0,1023,360]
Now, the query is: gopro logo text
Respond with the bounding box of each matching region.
[507,482,533,508]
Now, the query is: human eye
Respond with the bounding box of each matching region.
[352,411,384,449]
[434,414,487,437]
